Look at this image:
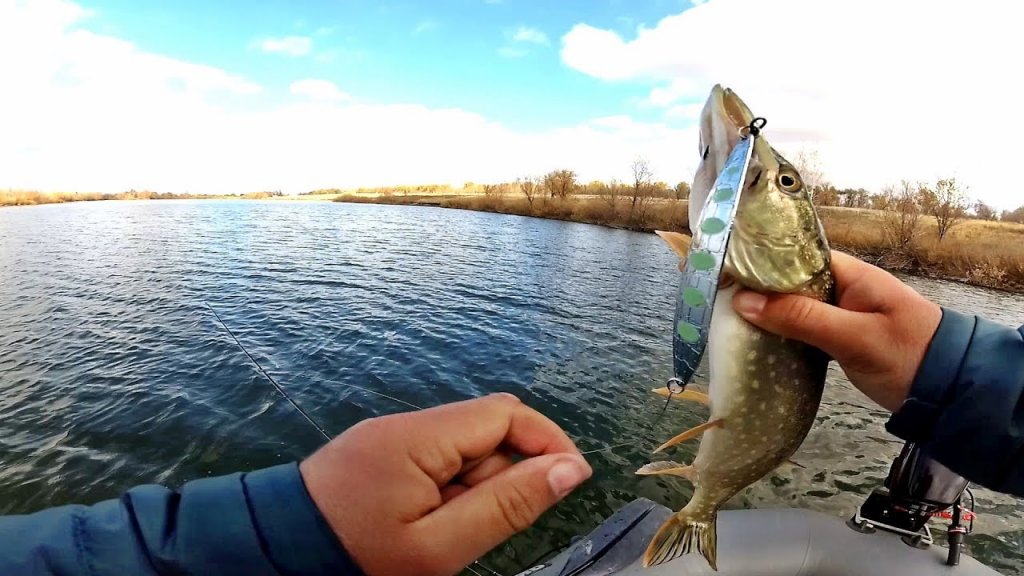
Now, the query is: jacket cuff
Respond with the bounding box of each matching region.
[885,307,977,443]
[245,463,365,576]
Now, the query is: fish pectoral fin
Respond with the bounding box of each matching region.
[636,461,695,482]
[654,418,724,454]
[654,230,692,262]
[651,386,710,407]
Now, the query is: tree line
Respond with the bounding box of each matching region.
[308,151,1023,229]
[791,150,1023,226]
[503,162,690,205]
[501,158,1023,239]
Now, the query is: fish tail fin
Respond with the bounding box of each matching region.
[642,508,718,570]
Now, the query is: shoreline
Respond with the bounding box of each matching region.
[0,191,335,207]
[4,191,1020,294]
[332,194,1024,294]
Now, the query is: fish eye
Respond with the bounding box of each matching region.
[777,171,801,193]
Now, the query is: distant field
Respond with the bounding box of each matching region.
[818,206,1024,290]
[0,189,286,206]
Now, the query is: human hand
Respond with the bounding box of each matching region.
[299,393,592,576]
[731,250,942,412]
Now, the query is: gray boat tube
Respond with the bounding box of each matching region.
[518,498,1004,576]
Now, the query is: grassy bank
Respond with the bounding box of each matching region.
[0,189,287,207]
[334,193,1024,292]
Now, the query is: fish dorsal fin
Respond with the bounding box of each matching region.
[654,230,691,260]
[654,418,724,454]
[636,461,695,481]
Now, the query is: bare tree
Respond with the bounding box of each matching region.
[630,157,653,208]
[542,169,577,199]
[791,148,827,203]
[814,185,840,206]
[916,185,938,215]
[674,181,691,200]
[482,183,507,198]
[626,157,657,225]
[869,193,891,211]
[517,177,538,206]
[1002,205,1024,224]
[881,180,923,253]
[839,188,870,209]
[582,180,606,196]
[930,177,968,241]
[603,179,621,210]
[973,200,998,221]
[652,181,671,198]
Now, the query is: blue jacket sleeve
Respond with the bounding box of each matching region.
[886,307,1024,496]
[0,462,364,576]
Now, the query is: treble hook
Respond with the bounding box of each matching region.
[655,377,687,422]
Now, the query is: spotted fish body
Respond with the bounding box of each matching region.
[640,85,834,570]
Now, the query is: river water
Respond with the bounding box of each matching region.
[1,200,1021,574]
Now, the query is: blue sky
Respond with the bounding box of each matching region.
[81,0,691,130]
[1,0,1018,209]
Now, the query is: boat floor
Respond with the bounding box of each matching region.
[516,498,1003,576]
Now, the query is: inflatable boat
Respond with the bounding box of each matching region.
[516,441,1005,576]
[517,497,1003,576]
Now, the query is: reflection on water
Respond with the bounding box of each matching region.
[0,200,1021,574]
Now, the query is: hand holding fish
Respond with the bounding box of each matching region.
[732,250,942,412]
[299,392,592,576]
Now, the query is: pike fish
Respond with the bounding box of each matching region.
[638,85,834,570]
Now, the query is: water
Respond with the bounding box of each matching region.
[1,200,1021,574]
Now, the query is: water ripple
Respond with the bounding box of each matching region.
[0,200,1021,573]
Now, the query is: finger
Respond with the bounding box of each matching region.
[460,453,515,487]
[403,393,579,485]
[827,250,897,311]
[414,453,592,575]
[732,289,878,362]
[441,484,469,503]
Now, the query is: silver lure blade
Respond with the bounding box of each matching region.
[672,134,756,384]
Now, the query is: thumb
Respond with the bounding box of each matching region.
[415,453,591,573]
[732,289,874,361]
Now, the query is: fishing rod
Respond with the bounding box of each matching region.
[204,301,499,576]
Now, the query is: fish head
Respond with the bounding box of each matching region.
[692,85,832,297]
[689,84,752,231]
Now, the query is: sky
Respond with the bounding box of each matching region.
[0,0,1019,209]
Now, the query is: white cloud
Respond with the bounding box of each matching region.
[257,35,312,56]
[0,0,690,195]
[290,79,350,102]
[664,103,703,121]
[561,0,1021,209]
[498,25,549,59]
[512,26,548,45]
